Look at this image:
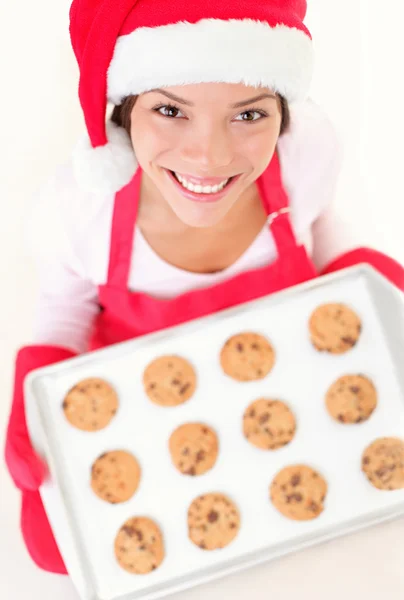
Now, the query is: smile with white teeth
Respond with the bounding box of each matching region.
[173,171,231,194]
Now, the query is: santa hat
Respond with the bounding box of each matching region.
[69,0,314,195]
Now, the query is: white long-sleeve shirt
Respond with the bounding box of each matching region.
[26,98,359,355]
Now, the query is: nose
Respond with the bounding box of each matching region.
[179,121,234,171]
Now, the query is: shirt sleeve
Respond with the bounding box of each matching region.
[305,101,370,271]
[311,205,364,271]
[25,167,100,354]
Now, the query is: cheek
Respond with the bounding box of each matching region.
[130,127,156,161]
[130,117,178,163]
[241,137,276,173]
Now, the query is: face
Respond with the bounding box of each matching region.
[130,82,282,228]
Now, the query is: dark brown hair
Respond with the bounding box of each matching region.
[111,92,290,139]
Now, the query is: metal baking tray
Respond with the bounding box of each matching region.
[25,264,404,600]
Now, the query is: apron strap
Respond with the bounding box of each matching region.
[256,148,298,254]
[106,167,142,289]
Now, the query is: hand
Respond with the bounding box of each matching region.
[320,247,404,292]
[5,345,76,490]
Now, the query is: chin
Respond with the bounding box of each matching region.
[170,201,231,229]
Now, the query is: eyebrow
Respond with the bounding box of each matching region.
[147,88,277,108]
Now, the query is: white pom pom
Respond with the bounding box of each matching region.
[72,122,138,195]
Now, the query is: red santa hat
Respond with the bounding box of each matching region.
[69,0,314,194]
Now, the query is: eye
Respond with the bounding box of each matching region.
[153,104,184,118]
[234,110,268,122]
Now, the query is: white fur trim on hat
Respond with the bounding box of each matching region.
[107,18,314,105]
[72,121,138,195]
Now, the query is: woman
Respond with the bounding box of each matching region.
[5,0,404,576]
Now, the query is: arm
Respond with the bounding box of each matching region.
[311,204,364,272]
[311,200,404,292]
[4,166,102,573]
[297,99,404,292]
[28,167,101,354]
[6,165,102,483]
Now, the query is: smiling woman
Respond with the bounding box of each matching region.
[112,89,290,208]
[109,83,287,229]
[5,0,404,580]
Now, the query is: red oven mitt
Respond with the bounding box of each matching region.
[320,247,404,292]
[4,345,76,574]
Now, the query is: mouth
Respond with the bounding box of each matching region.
[164,168,241,203]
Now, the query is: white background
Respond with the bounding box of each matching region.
[1,1,404,599]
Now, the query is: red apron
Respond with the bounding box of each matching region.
[24,148,318,574]
[91,149,317,349]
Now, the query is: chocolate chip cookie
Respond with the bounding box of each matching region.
[243,399,296,450]
[62,378,118,431]
[188,493,240,550]
[270,465,328,520]
[220,332,275,381]
[90,450,141,504]
[309,303,362,354]
[143,355,196,407]
[169,422,219,476]
[362,437,404,490]
[114,516,165,574]
[326,374,377,424]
